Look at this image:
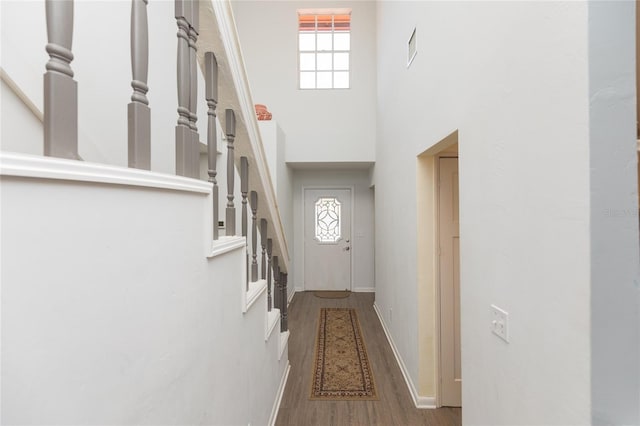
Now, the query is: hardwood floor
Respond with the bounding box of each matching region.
[276,292,462,426]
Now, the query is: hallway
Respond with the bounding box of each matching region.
[276,292,461,426]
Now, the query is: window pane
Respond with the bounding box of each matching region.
[334,71,349,89]
[299,33,316,51]
[317,15,333,32]
[300,53,316,71]
[317,33,332,51]
[317,53,332,71]
[298,15,316,31]
[317,72,332,89]
[300,72,315,89]
[334,32,350,50]
[334,52,349,71]
[315,197,341,243]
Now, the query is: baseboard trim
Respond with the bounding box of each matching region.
[287,288,295,305]
[373,303,437,409]
[268,361,290,426]
[353,287,375,293]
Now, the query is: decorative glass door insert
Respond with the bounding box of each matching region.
[315,197,341,243]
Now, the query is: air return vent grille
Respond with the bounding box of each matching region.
[408,27,417,67]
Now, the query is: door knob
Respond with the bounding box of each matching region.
[346,239,350,243]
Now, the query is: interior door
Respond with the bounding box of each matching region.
[304,188,352,291]
[439,157,461,407]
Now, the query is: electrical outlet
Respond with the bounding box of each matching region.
[491,304,509,343]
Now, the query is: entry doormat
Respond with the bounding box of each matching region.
[313,291,351,299]
[310,308,378,400]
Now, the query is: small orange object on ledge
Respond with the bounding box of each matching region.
[255,104,272,121]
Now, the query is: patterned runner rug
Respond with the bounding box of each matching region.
[310,308,378,400]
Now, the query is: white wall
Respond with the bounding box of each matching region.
[292,168,374,293]
[0,0,210,173]
[231,0,376,163]
[373,1,639,424]
[1,156,288,425]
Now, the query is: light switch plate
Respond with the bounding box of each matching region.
[491,304,509,343]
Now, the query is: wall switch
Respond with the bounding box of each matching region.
[491,304,509,343]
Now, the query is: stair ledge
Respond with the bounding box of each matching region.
[278,330,289,361]
[265,308,280,341]
[243,279,267,313]
[207,236,245,258]
[0,152,210,194]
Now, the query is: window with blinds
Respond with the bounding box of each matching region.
[298,11,351,89]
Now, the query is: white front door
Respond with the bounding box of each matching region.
[439,157,461,407]
[304,188,352,291]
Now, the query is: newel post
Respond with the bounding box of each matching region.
[260,219,267,280]
[267,238,273,311]
[241,156,249,238]
[128,0,151,169]
[272,255,280,312]
[225,109,236,235]
[205,51,219,239]
[174,0,191,176]
[241,156,249,290]
[44,0,79,159]
[187,0,200,178]
[250,191,259,282]
[281,272,288,332]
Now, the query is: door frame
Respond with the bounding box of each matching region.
[301,185,355,292]
[435,153,460,407]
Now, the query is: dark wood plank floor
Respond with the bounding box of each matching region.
[276,292,462,426]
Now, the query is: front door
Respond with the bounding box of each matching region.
[439,157,461,407]
[304,188,352,291]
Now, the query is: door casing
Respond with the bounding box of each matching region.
[436,155,461,407]
[301,185,355,291]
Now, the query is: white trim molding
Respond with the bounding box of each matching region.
[373,303,437,409]
[353,287,375,293]
[278,331,289,361]
[0,152,211,194]
[265,309,280,341]
[1,67,43,122]
[268,362,291,426]
[244,279,267,313]
[208,236,246,258]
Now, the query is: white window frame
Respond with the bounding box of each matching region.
[298,11,351,90]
